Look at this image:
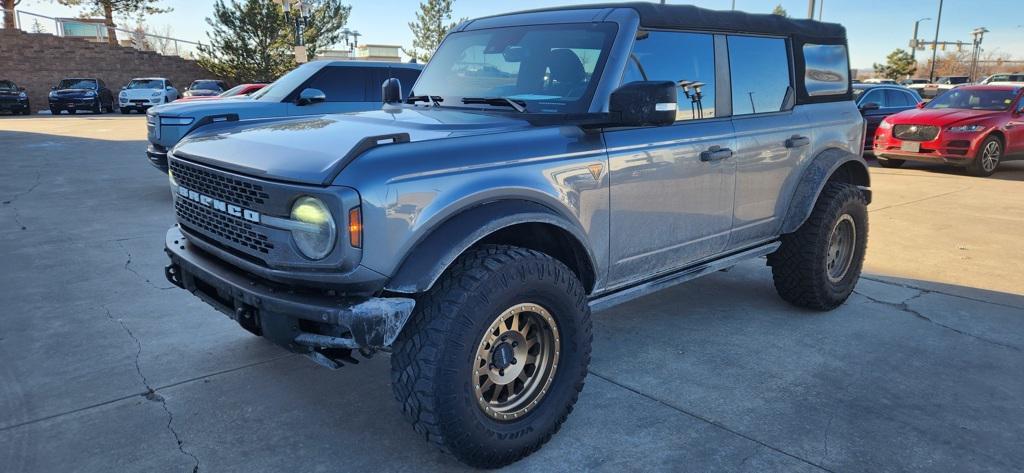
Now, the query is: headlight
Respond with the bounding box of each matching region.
[119,91,127,98]
[879,120,893,130]
[84,91,96,97]
[947,124,985,133]
[160,116,194,126]
[289,196,336,260]
[49,91,57,98]
[151,91,163,97]
[18,92,27,99]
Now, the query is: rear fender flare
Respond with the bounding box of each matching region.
[780,148,871,234]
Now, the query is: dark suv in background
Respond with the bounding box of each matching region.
[182,80,228,98]
[854,83,922,154]
[0,80,31,115]
[48,78,114,114]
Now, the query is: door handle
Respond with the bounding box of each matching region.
[785,135,810,148]
[700,146,733,162]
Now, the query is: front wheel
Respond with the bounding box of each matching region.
[768,181,868,310]
[391,245,591,468]
[968,136,1001,177]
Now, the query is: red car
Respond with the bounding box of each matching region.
[873,85,1024,176]
[173,83,267,103]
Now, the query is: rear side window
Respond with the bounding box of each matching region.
[802,44,849,96]
[860,89,885,107]
[885,89,914,107]
[622,31,716,120]
[728,36,791,115]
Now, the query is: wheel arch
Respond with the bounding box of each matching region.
[780,148,871,234]
[384,199,598,295]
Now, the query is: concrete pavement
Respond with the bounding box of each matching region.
[1,116,1022,472]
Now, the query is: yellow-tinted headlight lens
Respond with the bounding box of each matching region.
[289,196,336,260]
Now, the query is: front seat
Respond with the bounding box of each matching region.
[544,49,586,97]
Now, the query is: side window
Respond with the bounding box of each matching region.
[303,66,368,102]
[166,80,173,88]
[885,89,912,107]
[802,44,849,96]
[728,36,791,115]
[622,31,716,120]
[861,90,885,107]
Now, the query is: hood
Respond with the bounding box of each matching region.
[185,89,219,97]
[151,98,271,117]
[173,107,530,185]
[887,107,1002,126]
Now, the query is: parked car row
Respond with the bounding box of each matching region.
[0,77,258,116]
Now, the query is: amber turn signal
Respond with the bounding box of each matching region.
[348,206,362,248]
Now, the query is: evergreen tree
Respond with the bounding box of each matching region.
[771,4,788,17]
[403,0,462,63]
[56,0,171,46]
[873,49,917,80]
[196,0,350,83]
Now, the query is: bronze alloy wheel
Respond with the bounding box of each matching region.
[826,214,856,283]
[473,303,560,421]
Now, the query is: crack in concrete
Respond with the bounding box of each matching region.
[820,414,835,464]
[854,290,1021,352]
[2,173,41,231]
[860,276,1024,311]
[867,187,970,213]
[589,370,835,473]
[103,306,200,473]
[738,444,761,469]
[115,240,175,291]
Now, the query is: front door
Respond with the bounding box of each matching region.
[604,30,735,287]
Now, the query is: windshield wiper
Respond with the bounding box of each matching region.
[461,97,527,113]
[407,95,443,106]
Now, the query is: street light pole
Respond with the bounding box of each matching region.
[928,0,944,82]
[807,0,816,19]
[911,17,930,62]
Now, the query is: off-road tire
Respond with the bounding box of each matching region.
[876,157,904,168]
[768,181,868,310]
[967,136,1001,177]
[390,244,591,468]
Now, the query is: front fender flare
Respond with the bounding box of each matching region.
[384,199,596,294]
[780,148,870,234]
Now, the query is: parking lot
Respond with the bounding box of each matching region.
[1,115,1022,472]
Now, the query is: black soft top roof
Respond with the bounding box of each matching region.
[500,2,846,42]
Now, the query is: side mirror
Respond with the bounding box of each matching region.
[18,86,25,91]
[50,86,57,90]
[608,81,678,127]
[296,88,326,106]
[859,102,880,111]
[382,78,402,104]
[915,102,926,109]
[121,86,127,90]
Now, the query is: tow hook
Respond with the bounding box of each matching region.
[165,264,183,289]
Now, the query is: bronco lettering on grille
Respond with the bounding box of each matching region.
[177,185,261,223]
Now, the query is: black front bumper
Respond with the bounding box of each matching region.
[0,100,28,111]
[147,144,169,171]
[164,226,415,362]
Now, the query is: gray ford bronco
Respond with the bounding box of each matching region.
[163,3,869,467]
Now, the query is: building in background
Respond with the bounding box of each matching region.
[315,44,401,62]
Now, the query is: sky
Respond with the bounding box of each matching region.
[15,0,1024,70]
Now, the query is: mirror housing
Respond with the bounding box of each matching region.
[608,81,678,127]
[915,102,926,109]
[382,78,402,104]
[296,88,326,106]
[859,102,880,111]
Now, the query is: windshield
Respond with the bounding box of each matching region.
[0,81,16,91]
[220,85,248,97]
[250,62,319,102]
[411,22,618,114]
[926,88,1018,111]
[127,79,163,89]
[190,81,222,91]
[58,79,97,90]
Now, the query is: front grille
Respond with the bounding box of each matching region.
[175,197,274,254]
[170,160,270,208]
[893,125,939,141]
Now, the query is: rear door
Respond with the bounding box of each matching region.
[603,31,736,286]
[727,34,812,248]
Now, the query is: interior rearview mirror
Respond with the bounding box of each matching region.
[608,81,678,127]
[382,78,402,104]
[297,88,326,106]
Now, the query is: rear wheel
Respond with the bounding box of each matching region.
[50,107,60,115]
[68,109,77,115]
[877,157,904,168]
[768,181,868,310]
[120,107,129,114]
[93,98,103,114]
[391,245,591,468]
[968,136,1001,177]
